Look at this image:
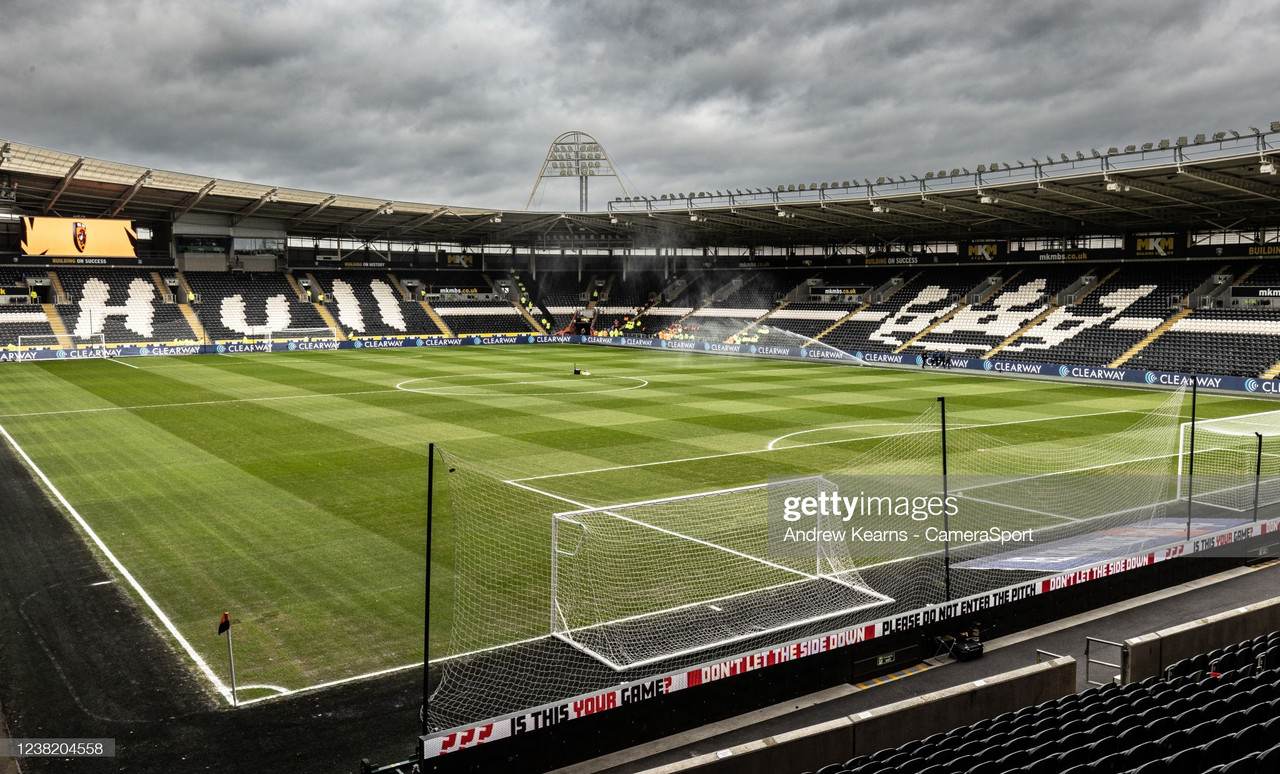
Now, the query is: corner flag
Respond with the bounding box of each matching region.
[218,612,230,635]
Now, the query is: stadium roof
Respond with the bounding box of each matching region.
[2,132,1279,251]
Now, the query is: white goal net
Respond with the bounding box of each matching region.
[268,326,339,343]
[551,479,892,671]
[1179,409,1280,512]
[17,333,107,356]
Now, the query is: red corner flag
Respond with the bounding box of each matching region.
[217,612,230,635]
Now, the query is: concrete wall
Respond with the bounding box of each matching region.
[1122,596,1280,682]
[639,657,1076,774]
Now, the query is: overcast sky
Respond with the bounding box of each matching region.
[2,0,1276,213]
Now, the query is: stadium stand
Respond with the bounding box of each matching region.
[997,264,1207,367]
[16,260,1280,380]
[305,269,424,337]
[53,268,197,343]
[795,630,1280,774]
[183,271,329,341]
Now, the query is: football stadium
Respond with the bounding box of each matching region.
[4,119,1280,774]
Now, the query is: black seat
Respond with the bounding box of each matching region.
[1218,752,1259,774]
[1200,735,1239,768]
[1164,745,1203,772]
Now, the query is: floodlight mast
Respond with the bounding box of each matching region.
[526,130,633,211]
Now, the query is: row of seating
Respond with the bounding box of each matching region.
[801,628,1280,774]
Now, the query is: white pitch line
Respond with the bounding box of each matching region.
[512,408,1140,483]
[235,660,425,706]
[105,356,139,369]
[0,387,401,419]
[0,420,234,705]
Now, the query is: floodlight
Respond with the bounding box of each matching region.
[1194,134,1206,143]
[979,194,996,204]
[1060,154,1069,162]
[1176,136,1188,146]
[1272,122,1280,132]
[1091,149,1101,157]
[1230,130,1241,138]
[1125,145,1136,152]
[1261,159,1277,175]
[925,172,935,179]
[1158,139,1170,149]
[1142,142,1154,150]
[977,164,986,173]
[1250,127,1262,134]
[1106,181,1121,191]
[1076,151,1086,159]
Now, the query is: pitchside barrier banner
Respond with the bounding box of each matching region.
[4,333,1280,397]
[421,514,1280,759]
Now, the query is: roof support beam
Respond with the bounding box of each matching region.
[43,157,84,213]
[171,179,217,222]
[1035,181,1157,221]
[105,169,153,217]
[288,195,338,228]
[343,201,396,232]
[1178,168,1280,203]
[231,188,280,225]
[384,207,451,239]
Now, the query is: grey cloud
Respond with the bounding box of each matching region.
[0,0,1276,212]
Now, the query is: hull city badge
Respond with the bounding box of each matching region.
[73,221,88,252]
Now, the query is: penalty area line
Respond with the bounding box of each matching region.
[0,420,234,705]
[513,408,1140,483]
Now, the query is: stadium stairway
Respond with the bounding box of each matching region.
[1108,308,1194,369]
[514,299,546,333]
[809,271,922,346]
[148,271,171,300]
[313,301,348,340]
[47,271,68,303]
[173,273,209,342]
[419,300,453,336]
[727,300,790,343]
[285,272,307,300]
[983,303,1060,360]
[1108,263,1227,368]
[982,267,1119,359]
[39,303,72,348]
[387,273,406,300]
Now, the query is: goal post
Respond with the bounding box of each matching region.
[1178,411,1280,512]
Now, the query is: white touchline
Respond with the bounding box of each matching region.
[0,421,233,705]
[512,408,1141,482]
[105,357,139,369]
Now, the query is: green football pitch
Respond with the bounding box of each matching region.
[0,345,1271,703]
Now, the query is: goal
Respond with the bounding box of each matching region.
[1178,410,1280,512]
[550,478,892,671]
[267,326,339,343]
[17,333,107,357]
